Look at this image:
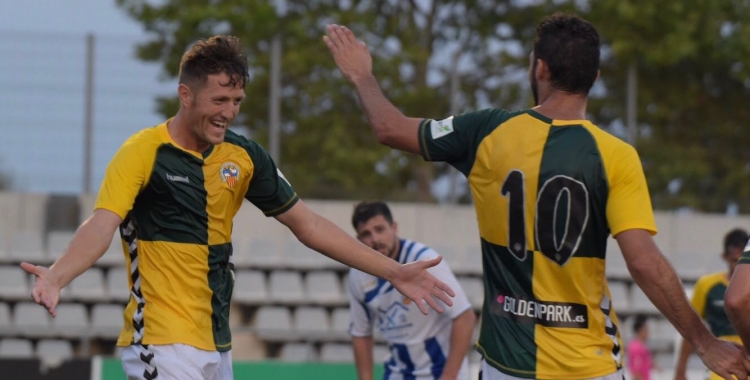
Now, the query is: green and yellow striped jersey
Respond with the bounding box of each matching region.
[96,120,298,352]
[691,272,739,342]
[419,108,656,379]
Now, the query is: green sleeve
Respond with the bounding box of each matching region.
[243,140,299,217]
[418,108,512,176]
[739,249,750,265]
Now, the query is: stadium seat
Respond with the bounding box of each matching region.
[36,339,73,365]
[457,276,483,310]
[607,281,630,314]
[106,267,131,303]
[52,303,89,339]
[651,318,678,352]
[0,265,29,300]
[268,271,305,304]
[98,233,126,266]
[68,267,107,302]
[373,344,390,363]
[253,306,296,342]
[279,342,317,362]
[294,307,330,341]
[233,237,283,269]
[461,244,483,276]
[10,230,48,263]
[430,244,464,273]
[91,304,124,339]
[330,308,351,340]
[304,271,344,306]
[13,302,53,338]
[0,338,34,358]
[233,270,267,305]
[46,231,74,261]
[630,286,658,314]
[0,229,10,263]
[0,303,11,335]
[283,240,332,270]
[604,238,630,280]
[320,343,354,363]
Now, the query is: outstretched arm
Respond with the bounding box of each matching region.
[617,229,750,379]
[21,208,121,316]
[324,24,423,154]
[274,200,454,314]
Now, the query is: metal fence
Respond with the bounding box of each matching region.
[0,31,176,194]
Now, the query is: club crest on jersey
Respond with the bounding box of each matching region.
[220,162,240,189]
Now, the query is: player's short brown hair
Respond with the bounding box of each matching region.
[179,35,249,89]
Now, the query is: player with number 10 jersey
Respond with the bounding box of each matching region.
[419,108,657,379]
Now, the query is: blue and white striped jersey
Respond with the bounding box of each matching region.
[348,239,472,380]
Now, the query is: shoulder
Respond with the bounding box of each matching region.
[112,125,166,161]
[400,239,437,263]
[580,123,636,158]
[696,272,725,289]
[222,129,266,154]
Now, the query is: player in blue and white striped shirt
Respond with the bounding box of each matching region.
[348,201,476,380]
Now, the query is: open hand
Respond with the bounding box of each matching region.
[323,24,373,84]
[20,262,61,317]
[697,338,750,380]
[389,256,455,315]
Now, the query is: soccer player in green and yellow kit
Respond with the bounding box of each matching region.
[325,13,750,380]
[20,35,454,380]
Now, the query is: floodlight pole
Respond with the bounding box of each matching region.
[83,33,95,194]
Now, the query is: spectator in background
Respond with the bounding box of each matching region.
[627,314,653,380]
[676,228,748,380]
[347,200,476,380]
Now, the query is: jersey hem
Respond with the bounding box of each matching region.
[263,194,300,216]
[117,338,221,352]
[609,223,657,238]
[418,119,433,161]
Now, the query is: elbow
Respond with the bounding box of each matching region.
[725,285,748,319]
[373,127,395,146]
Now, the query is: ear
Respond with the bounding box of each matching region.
[178,83,193,108]
[595,69,601,82]
[535,59,551,81]
[392,221,399,235]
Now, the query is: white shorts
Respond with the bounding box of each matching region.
[121,344,233,380]
[480,360,624,380]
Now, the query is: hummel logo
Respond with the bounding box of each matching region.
[166,173,189,184]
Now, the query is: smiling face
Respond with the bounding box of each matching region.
[179,72,245,151]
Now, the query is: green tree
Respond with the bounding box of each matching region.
[115,0,536,202]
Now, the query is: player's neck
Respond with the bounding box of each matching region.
[388,239,401,261]
[168,113,211,153]
[533,91,588,121]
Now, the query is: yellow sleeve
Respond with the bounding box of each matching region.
[690,276,709,318]
[94,133,155,219]
[606,144,657,237]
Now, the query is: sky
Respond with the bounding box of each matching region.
[0,0,176,194]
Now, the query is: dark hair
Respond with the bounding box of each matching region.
[632,314,648,334]
[533,13,600,95]
[352,201,394,230]
[724,228,749,253]
[179,35,249,89]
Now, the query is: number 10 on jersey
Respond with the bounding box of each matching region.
[500,169,590,266]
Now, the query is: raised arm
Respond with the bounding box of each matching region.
[21,208,121,316]
[324,24,423,154]
[617,229,750,379]
[274,200,454,314]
